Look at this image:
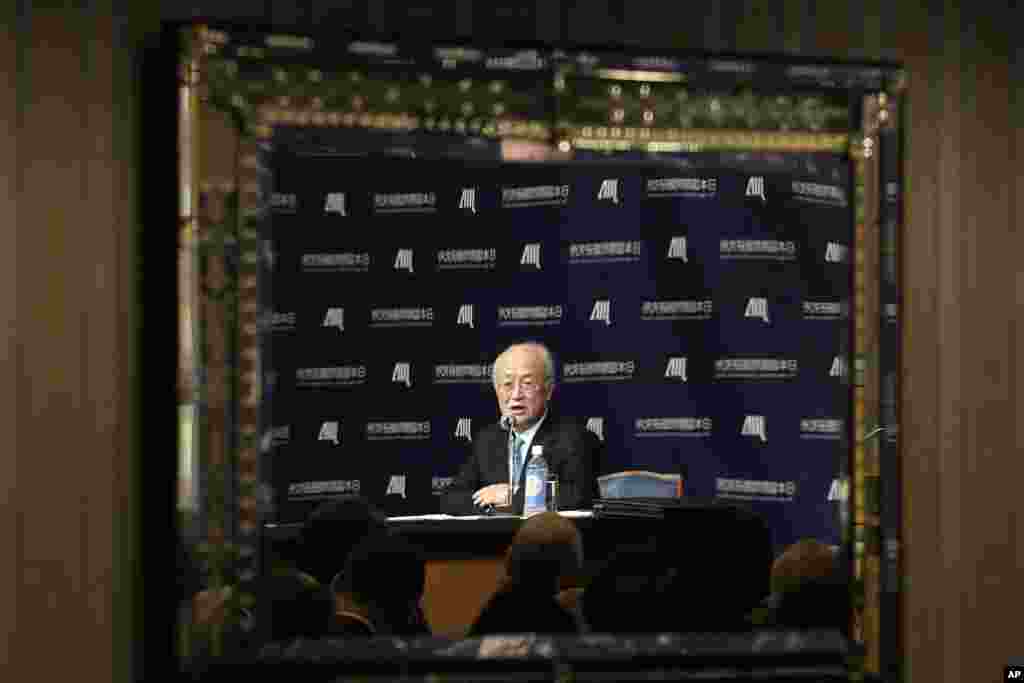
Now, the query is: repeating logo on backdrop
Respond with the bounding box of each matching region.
[829,356,848,379]
[642,299,712,322]
[568,240,641,264]
[432,476,455,496]
[664,357,689,382]
[827,478,849,501]
[497,304,562,327]
[720,239,796,261]
[791,181,847,207]
[502,184,569,208]
[288,479,360,498]
[589,300,612,326]
[437,247,497,270]
[745,176,767,202]
[646,176,717,199]
[716,478,795,501]
[386,475,407,498]
[715,357,798,380]
[318,421,341,445]
[433,362,494,384]
[392,362,413,388]
[597,178,620,205]
[456,304,475,329]
[520,243,542,269]
[301,251,370,273]
[585,417,605,442]
[666,236,689,262]
[366,420,431,440]
[741,415,768,442]
[824,242,849,264]
[801,418,843,440]
[562,359,635,383]
[370,306,433,328]
[744,297,771,324]
[635,416,712,438]
[263,310,296,333]
[270,192,298,213]
[394,249,415,272]
[374,191,436,214]
[454,418,474,442]
[323,192,347,216]
[458,187,477,213]
[295,364,367,388]
[322,308,344,332]
[802,300,847,321]
[262,425,290,453]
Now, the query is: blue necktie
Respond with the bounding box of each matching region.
[511,437,524,491]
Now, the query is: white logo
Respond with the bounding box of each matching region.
[318,421,340,445]
[434,363,494,384]
[825,242,849,263]
[270,192,297,212]
[829,356,848,378]
[322,308,344,332]
[641,300,712,321]
[437,248,497,269]
[497,305,562,326]
[1008,669,1022,680]
[741,415,767,442]
[392,362,412,388]
[374,191,436,213]
[370,307,433,327]
[647,177,717,198]
[791,181,846,206]
[296,366,367,387]
[458,187,477,213]
[586,417,605,442]
[716,478,794,500]
[635,417,712,438]
[664,357,688,382]
[597,179,620,204]
[744,297,770,323]
[590,300,612,326]
[562,360,636,383]
[288,479,360,497]
[502,184,569,208]
[720,239,797,261]
[263,310,297,333]
[569,240,641,263]
[454,418,473,441]
[457,304,475,328]
[715,358,799,380]
[803,300,847,320]
[301,252,370,273]
[324,192,346,215]
[366,421,431,440]
[431,476,455,495]
[521,243,541,269]
[667,236,688,262]
[827,478,849,501]
[745,176,767,201]
[386,475,407,498]
[394,249,414,272]
[801,418,843,440]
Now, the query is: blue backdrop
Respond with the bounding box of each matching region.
[258,130,852,550]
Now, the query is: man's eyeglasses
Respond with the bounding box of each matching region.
[497,380,544,396]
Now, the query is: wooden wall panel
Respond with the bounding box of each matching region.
[0,1,19,674]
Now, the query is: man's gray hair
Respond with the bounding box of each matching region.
[492,341,555,387]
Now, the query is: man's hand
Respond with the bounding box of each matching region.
[472,483,511,508]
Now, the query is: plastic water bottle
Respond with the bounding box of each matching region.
[522,447,548,517]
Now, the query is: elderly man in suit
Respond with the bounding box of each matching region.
[442,341,596,515]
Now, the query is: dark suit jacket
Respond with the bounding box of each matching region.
[441,413,596,515]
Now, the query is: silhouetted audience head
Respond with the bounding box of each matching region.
[333,531,429,636]
[264,571,334,642]
[581,541,676,633]
[769,538,849,632]
[504,511,583,592]
[298,496,388,587]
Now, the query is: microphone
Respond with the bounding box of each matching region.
[500,414,515,431]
